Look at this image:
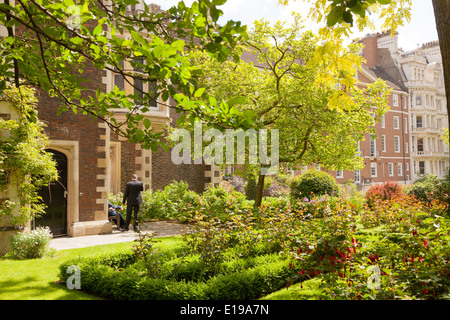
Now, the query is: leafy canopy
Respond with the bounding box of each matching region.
[182,14,391,173]
[0,0,253,151]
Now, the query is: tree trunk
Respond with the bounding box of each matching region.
[254,173,265,208]
[432,0,450,152]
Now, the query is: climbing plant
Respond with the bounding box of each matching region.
[0,83,58,226]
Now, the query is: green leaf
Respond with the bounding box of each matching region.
[143,118,151,129]
[93,24,103,36]
[194,87,206,98]
[343,10,353,25]
[227,96,246,107]
[69,37,83,45]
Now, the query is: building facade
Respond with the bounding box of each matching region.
[0,2,222,244]
[400,41,449,180]
[329,31,449,189]
[320,33,411,188]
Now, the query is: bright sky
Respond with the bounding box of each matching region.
[147,0,438,51]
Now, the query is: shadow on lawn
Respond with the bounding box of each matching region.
[0,275,101,300]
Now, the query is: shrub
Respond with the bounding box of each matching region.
[140,180,200,221]
[434,172,449,217]
[407,174,441,203]
[290,169,341,200]
[364,180,403,208]
[201,183,251,220]
[108,192,127,213]
[8,227,53,259]
[59,251,297,300]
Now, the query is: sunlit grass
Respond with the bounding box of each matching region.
[261,278,328,300]
[0,236,182,300]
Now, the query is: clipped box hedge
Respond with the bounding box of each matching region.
[59,251,299,300]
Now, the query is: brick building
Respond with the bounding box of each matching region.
[324,31,448,188]
[333,64,412,187]
[308,32,413,189]
[0,2,221,239]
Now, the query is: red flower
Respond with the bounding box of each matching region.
[423,239,429,248]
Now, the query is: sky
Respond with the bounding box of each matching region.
[147,0,439,52]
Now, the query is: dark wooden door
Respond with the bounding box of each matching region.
[36,150,68,236]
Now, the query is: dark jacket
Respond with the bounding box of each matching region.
[108,201,121,212]
[122,179,144,206]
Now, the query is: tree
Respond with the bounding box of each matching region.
[0,83,58,225]
[0,0,253,152]
[177,15,391,206]
[279,0,450,149]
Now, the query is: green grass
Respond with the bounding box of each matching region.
[261,278,327,300]
[0,236,182,300]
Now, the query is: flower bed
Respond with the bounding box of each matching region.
[67,180,449,300]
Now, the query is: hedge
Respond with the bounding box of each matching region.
[59,252,300,300]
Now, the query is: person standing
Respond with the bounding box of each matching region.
[122,174,143,232]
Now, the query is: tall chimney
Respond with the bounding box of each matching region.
[362,36,378,68]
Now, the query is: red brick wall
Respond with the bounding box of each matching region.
[38,90,105,222]
[151,105,207,194]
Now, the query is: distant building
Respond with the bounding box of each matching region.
[400,41,449,180]
[323,31,449,189]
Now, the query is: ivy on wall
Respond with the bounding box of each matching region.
[0,82,58,226]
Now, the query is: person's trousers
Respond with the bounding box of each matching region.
[108,210,125,228]
[125,204,140,230]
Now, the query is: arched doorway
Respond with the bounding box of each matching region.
[35,149,68,236]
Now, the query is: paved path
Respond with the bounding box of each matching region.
[50,221,190,251]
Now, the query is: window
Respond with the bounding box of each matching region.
[382,135,386,152]
[417,138,424,152]
[394,136,400,153]
[405,142,408,154]
[113,60,125,91]
[370,112,375,126]
[388,163,394,176]
[133,57,157,108]
[419,161,425,175]
[403,96,407,109]
[111,58,158,109]
[393,94,399,107]
[416,95,422,106]
[371,163,377,177]
[336,170,343,178]
[354,170,361,183]
[381,115,385,128]
[404,117,408,133]
[406,162,409,171]
[416,116,423,128]
[398,163,403,176]
[370,135,377,157]
[393,116,399,129]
